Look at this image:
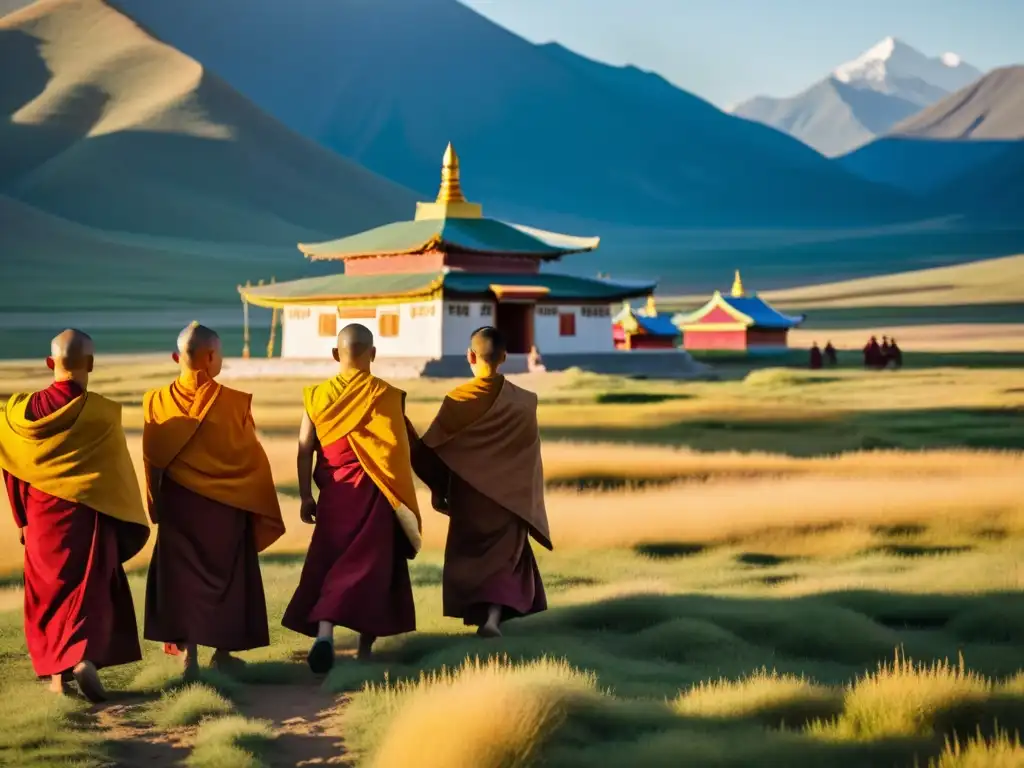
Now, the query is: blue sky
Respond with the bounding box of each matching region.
[461,0,1023,107]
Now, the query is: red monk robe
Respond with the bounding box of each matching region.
[143,371,284,654]
[413,375,550,632]
[0,382,149,683]
[282,370,421,642]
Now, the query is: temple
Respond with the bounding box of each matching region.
[238,144,694,374]
[612,296,680,350]
[672,272,805,355]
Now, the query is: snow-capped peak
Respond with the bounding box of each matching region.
[832,37,981,96]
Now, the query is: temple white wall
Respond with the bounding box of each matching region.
[279,300,615,359]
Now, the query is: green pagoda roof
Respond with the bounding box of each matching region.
[299,217,600,262]
[240,271,656,309]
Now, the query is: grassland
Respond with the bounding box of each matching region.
[0,359,1022,767]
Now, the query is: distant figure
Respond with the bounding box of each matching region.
[412,327,550,639]
[889,338,903,369]
[282,323,420,670]
[809,342,823,370]
[527,344,547,373]
[863,336,882,369]
[824,341,838,367]
[143,324,284,677]
[880,336,893,368]
[0,330,149,701]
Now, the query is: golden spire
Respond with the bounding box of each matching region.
[436,142,467,204]
[646,294,657,316]
[731,270,744,298]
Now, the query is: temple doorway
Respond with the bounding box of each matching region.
[495,302,534,354]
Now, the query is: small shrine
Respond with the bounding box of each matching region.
[612,295,680,350]
[673,271,805,354]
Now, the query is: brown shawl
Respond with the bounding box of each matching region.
[421,377,551,550]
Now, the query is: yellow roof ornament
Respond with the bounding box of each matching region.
[645,294,657,316]
[731,270,745,298]
[415,143,483,220]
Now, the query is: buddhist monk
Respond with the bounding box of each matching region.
[809,342,823,370]
[143,323,284,677]
[0,330,149,702]
[412,327,550,639]
[824,341,838,367]
[282,323,420,672]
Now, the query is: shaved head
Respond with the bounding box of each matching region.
[176,322,223,376]
[469,326,506,366]
[333,323,375,370]
[50,328,94,371]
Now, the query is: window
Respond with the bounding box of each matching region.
[318,313,337,337]
[287,308,311,320]
[379,313,400,337]
[480,303,493,317]
[536,305,558,317]
[410,303,436,319]
[448,303,470,317]
[559,313,576,337]
[581,305,610,318]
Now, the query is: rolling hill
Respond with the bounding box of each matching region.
[106,0,920,229]
[732,38,982,157]
[838,66,1024,201]
[0,0,417,307]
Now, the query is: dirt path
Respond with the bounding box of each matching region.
[91,684,347,767]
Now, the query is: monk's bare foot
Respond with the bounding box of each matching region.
[477,623,503,639]
[307,638,335,675]
[48,674,69,695]
[356,634,375,662]
[72,661,107,703]
[210,651,246,674]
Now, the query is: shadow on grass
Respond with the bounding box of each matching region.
[594,392,693,405]
[540,406,1024,454]
[735,552,796,567]
[633,542,708,560]
[871,544,975,558]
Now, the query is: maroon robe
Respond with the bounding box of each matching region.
[412,442,547,627]
[282,436,415,638]
[144,478,269,651]
[3,381,143,677]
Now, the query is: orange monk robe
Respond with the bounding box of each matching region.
[281,370,420,639]
[142,371,284,652]
[413,375,549,628]
[0,388,149,676]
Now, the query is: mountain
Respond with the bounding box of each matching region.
[0,0,417,308]
[732,37,983,157]
[838,66,1024,209]
[106,0,918,229]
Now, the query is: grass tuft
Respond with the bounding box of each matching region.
[930,729,1024,767]
[149,684,236,729]
[187,716,275,768]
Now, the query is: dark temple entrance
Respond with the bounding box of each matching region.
[495,302,534,354]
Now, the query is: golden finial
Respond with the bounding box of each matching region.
[731,270,744,298]
[436,142,467,204]
[646,295,657,316]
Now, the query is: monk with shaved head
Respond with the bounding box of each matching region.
[283,323,420,671]
[142,323,284,676]
[412,326,550,638]
[0,330,149,701]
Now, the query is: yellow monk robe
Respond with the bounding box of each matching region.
[413,375,549,627]
[0,390,149,676]
[142,371,284,550]
[302,369,421,552]
[0,392,150,540]
[142,371,283,652]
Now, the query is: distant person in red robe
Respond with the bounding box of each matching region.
[880,336,893,368]
[412,327,550,638]
[863,336,882,369]
[889,338,903,369]
[824,341,838,367]
[143,324,284,677]
[809,342,823,370]
[0,330,150,702]
[282,324,420,672]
